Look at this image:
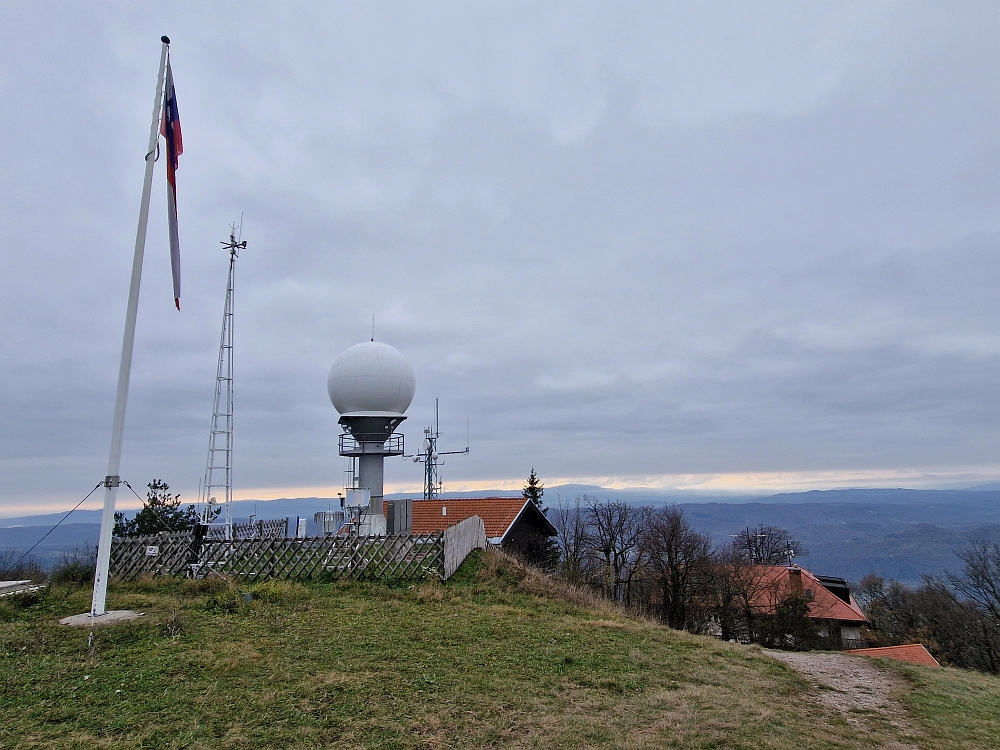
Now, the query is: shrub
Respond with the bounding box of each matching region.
[247,579,310,605]
[162,609,185,637]
[113,479,217,537]
[49,545,96,586]
[181,576,231,596]
[0,549,45,582]
[3,588,47,610]
[203,588,248,614]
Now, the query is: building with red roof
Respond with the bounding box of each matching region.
[848,644,940,667]
[745,565,868,648]
[385,497,557,557]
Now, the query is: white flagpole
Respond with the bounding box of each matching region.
[90,37,171,617]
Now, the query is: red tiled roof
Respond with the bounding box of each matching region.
[382,497,554,540]
[848,644,940,667]
[747,565,868,624]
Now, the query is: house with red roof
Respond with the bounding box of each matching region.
[746,565,868,648]
[388,497,557,558]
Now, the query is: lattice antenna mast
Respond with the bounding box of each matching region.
[406,398,469,501]
[201,223,246,539]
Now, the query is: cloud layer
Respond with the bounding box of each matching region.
[1,3,998,513]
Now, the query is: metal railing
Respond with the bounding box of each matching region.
[338,432,404,456]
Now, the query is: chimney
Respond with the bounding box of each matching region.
[788,567,803,594]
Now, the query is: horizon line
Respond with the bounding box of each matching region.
[2,467,998,520]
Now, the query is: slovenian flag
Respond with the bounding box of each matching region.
[161,57,183,310]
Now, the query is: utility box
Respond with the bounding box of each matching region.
[345,488,371,508]
[385,498,413,535]
[314,511,345,536]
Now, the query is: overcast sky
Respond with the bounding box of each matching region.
[1,2,998,516]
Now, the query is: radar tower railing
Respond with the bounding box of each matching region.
[339,433,404,455]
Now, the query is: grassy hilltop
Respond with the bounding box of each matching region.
[1,551,998,749]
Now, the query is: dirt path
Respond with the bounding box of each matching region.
[766,650,921,749]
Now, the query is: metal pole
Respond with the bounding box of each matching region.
[90,38,170,617]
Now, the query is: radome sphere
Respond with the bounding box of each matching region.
[327,341,416,416]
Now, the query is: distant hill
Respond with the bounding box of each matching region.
[677,499,1000,585]
[546,485,1000,508]
[737,488,1000,506]
[4,487,998,584]
[963,482,1000,491]
[0,523,100,568]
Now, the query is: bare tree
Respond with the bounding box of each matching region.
[0,549,45,582]
[855,573,911,640]
[550,496,591,584]
[919,577,999,674]
[857,571,1000,674]
[586,498,647,605]
[732,523,806,565]
[946,533,1000,673]
[950,534,1000,626]
[639,505,712,631]
[707,545,777,643]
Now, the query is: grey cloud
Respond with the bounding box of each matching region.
[1,3,998,513]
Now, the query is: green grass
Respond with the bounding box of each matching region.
[886,659,1000,749]
[1,550,998,749]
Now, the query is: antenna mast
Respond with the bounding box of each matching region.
[201,223,246,538]
[407,398,469,501]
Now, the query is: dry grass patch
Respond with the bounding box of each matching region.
[414,582,446,602]
[476,549,621,616]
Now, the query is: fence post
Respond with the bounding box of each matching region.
[187,523,206,576]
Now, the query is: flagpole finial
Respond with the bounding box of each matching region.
[161,35,170,44]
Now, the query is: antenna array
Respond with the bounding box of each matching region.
[406,398,469,501]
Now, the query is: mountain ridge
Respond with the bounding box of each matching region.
[4,488,999,584]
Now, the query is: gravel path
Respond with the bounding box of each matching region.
[766,650,920,749]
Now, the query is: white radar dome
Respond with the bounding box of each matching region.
[327,341,416,416]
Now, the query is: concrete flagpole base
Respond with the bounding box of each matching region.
[59,610,145,627]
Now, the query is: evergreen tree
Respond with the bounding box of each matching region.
[113,480,215,537]
[521,468,558,569]
[523,467,545,511]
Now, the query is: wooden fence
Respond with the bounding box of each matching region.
[110,531,446,582]
[443,516,487,579]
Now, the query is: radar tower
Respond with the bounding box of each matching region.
[328,339,415,534]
